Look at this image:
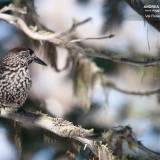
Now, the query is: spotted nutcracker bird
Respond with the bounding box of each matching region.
[0,47,47,109]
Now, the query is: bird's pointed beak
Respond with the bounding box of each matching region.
[34,57,47,66]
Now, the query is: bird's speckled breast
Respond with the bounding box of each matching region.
[0,66,32,107]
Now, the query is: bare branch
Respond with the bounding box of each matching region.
[93,72,160,96]
[105,81,160,96]
[82,48,160,67]
[0,13,61,42]
[0,12,92,44]
[64,42,160,68]
[0,6,91,43]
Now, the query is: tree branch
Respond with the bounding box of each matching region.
[2,108,159,159]
[0,107,118,159]
[104,80,160,96]
[0,107,118,160]
[83,48,160,67]
[0,5,160,68]
[70,34,114,43]
[0,107,92,138]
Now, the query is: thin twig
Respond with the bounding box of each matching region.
[70,34,114,43]
[56,17,92,38]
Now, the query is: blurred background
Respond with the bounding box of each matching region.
[0,0,160,159]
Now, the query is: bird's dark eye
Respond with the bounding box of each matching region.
[28,48,34,55]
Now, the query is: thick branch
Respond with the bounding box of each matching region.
[0,107,117,159]
[0,108,159,159]
[0,107,92,138]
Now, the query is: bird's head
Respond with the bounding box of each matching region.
[3,47,47,67]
